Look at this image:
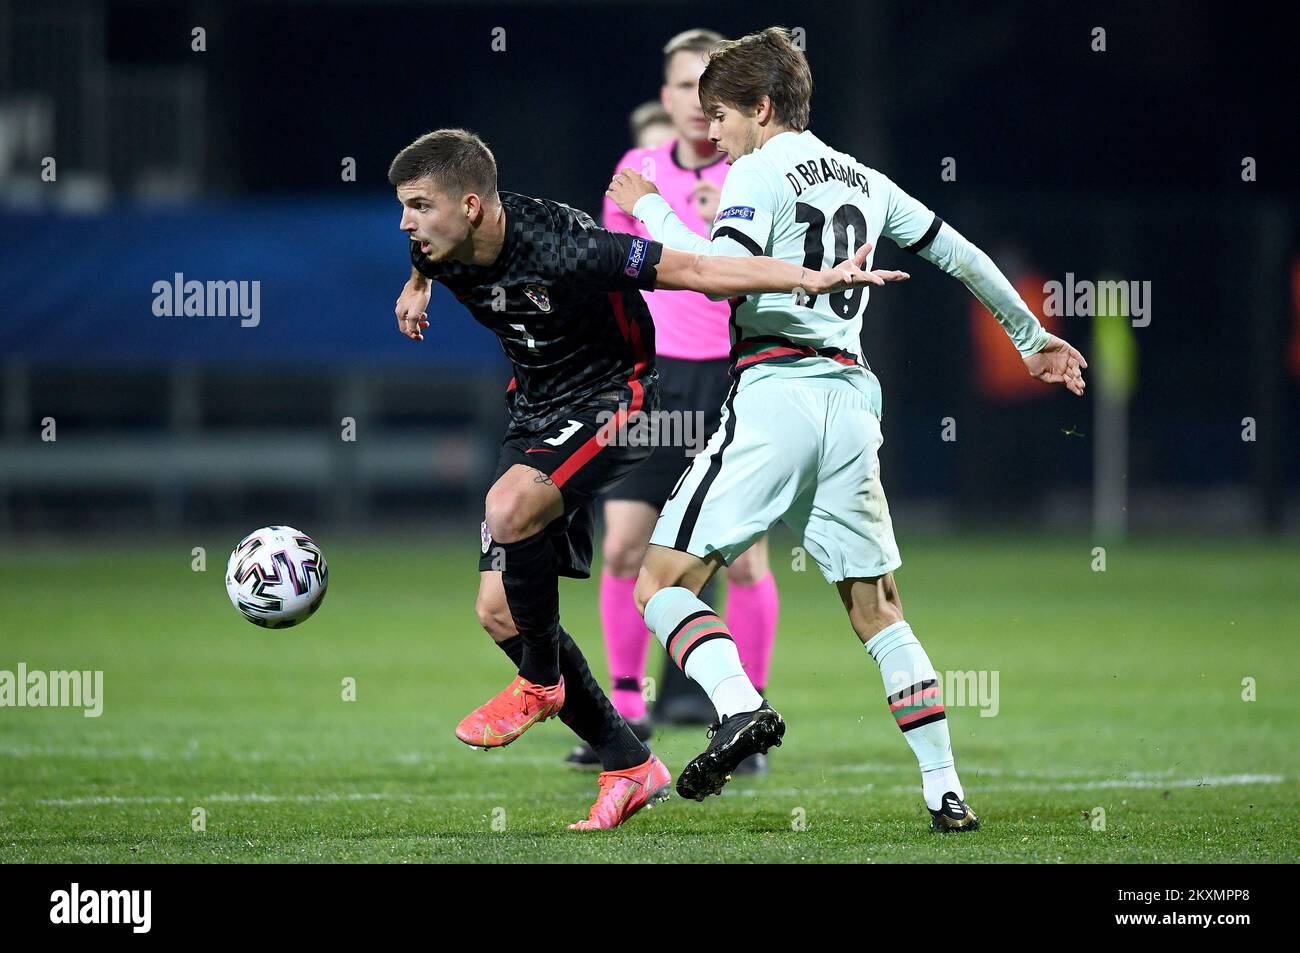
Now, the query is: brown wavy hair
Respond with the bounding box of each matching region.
[698,27,812,131]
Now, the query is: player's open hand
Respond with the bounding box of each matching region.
[396,276,431,342]
[606,168,660,215]
[1023,333,1087,396]
[803,242,911,295]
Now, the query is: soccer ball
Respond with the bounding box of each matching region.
[225,526,328,628]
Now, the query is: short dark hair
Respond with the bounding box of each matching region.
[698,27,812,131]
[387,128,498,200]
[662,28,725,79]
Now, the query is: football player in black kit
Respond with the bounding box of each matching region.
[388,128,906,829]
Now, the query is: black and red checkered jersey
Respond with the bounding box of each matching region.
[410,191,663,433]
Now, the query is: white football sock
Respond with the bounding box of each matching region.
[866,620,964,811]
[644,586,762,720]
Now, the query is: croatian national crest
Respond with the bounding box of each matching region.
[523,284,551,312]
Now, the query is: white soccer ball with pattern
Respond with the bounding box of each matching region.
[225,526,328,628]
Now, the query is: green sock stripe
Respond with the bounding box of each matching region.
[667,613,725,666]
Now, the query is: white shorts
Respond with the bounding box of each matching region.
[651,366,901,583]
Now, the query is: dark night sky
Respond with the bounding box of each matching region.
[104,1,1298,203]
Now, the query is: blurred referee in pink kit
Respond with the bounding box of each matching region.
[567,29,780,771]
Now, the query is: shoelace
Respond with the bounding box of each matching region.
[514,678,554,707]
[482,681,543,719]
[705,720,722,740]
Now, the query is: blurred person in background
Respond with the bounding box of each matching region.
[629,101,675,150]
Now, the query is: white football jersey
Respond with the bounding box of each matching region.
[706,130,940,372]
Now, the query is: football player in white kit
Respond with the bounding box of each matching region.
[607,27,1087,830]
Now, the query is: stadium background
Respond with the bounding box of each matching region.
[0,0,1297,863]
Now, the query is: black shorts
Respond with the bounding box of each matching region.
[604,355,731,507]
[478,385,659,579]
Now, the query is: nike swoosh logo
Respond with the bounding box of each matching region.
[524,448,557,454]
[616,779,642,812]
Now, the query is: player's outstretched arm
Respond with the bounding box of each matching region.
[653,242,909,298]
[395,266,431,342]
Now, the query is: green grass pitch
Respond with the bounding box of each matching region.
[1,534,1296,863]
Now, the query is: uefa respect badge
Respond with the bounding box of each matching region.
[623,237,648,277]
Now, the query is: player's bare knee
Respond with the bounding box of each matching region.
[602,536,647,577]
[483,490,530,545]
[728,546,769,585]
